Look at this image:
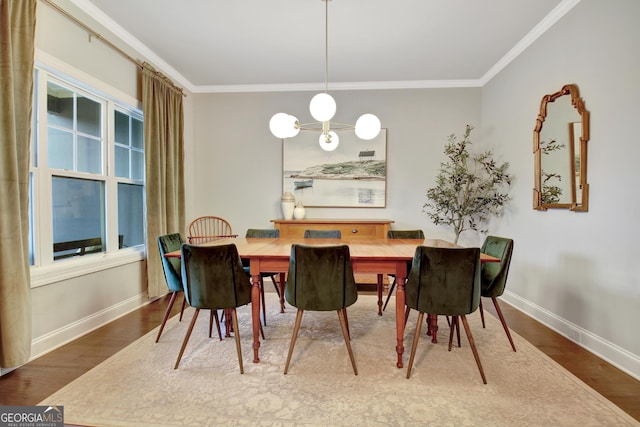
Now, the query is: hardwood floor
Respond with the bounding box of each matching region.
[1,292,639,423]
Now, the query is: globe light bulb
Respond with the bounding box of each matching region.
[319,131,339,151]
[270,113,299,138]
[355,113,381,140]
[309,93,336,122]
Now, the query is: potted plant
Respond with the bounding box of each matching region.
[423,125,512,244]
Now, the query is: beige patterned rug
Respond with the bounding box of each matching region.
[40,293,638,427]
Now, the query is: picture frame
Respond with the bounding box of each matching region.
[282,128,387,207]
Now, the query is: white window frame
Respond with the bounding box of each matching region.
[30,56,146,288]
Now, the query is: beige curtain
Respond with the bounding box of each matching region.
[142,63,185,298]
[0,0,36,367]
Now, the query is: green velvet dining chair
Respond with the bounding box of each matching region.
[174,243,252,373]
[283,244,359,375]
[303,229,342,238]
[244,228,281,325]
[404,246,486,383]
[478,235,516,352]
[157,233,222,343]
[156,233,189,342]
[382,229,425,312]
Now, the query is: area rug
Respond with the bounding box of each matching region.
[40,293,638,426]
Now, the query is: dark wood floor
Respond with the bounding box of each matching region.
[1,292,639,423]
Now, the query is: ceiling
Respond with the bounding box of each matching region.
[72,0,575,93]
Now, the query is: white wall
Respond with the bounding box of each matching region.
[480,0,640,377]
[189,88,481,237]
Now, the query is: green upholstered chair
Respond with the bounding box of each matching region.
[479,236,516,352]
[174,243,252,373]
[303,229,342,238]
[382,229,425,312]
[244,228,281,325]
[284,244,358,375]
[156,233,189,342]
[404,246,486,383]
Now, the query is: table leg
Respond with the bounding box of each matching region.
[428,314,438,343]
[278,272,286,313]
[251,273,261,363]
[395,270,406,368]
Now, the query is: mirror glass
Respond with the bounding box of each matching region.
[533,84,589,211]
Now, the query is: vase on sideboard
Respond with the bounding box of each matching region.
[293,202,306,220]
[281,192,295,220]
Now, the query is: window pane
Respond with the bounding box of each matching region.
[77,95,101,137]
[131,151,144,181]
[48,128,73,170]
[118,183,144,247]
[131,118,143,149]
[52,176,105,260]
[114,110,129,144]
[77,136,102,174]
[115,146,129,178]
[47,82,73,129]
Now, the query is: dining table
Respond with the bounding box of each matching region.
[166,236,499,369]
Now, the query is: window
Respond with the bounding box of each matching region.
[30,66,145,272]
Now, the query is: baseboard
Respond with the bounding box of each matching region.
[501,290,640,381]
[29,292,151,362]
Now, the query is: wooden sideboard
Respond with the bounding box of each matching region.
[271,218,394,240]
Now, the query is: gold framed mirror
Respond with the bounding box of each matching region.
[533,84,589,211]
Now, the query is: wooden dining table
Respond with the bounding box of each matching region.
[166,236,499,369]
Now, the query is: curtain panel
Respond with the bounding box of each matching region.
[0,0,36,367]
[142,63,185,298]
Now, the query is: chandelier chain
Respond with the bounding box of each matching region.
[324,0,329,94]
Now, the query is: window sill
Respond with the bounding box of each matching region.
[30,247,146,288]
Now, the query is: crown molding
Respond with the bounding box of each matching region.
[480,0,581,85]
[68,0,581,94]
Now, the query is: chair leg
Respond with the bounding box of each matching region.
[179,295,187,321]
[269,275,280,298]
[174,308,200,369]
[479,298,486,328]
[343,309,351,340]
[460,315,487,384]
[260,277,267,327]
[376,274,384,316]
[209,310,213,338]
[230,309,244,374]
[212,310,222,340]
[448,316,461,349]
[338,309,358,375]
[492,297,516,352]
[406,311,424,379]
[156,291,178,343]
[284,309,304,374]
[448,315,457,351]
[383,277,396,312]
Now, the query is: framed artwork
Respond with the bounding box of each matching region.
[282,129,387,207]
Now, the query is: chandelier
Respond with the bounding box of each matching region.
[269,0,381,151]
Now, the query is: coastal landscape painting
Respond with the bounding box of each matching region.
[282,129,387,207]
